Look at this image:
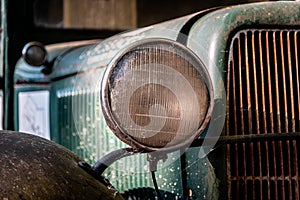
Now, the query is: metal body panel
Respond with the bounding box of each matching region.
[187,1,300,119]
[14,40,101,83]
[13,1,300,199]
[186,2,300,199]
[13,8,219,197]
[14,12,202,83]
[185,0,300,166]
[188,1,300,87]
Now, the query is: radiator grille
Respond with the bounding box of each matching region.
[227,29,300,199]
[56,87,153,193]
[57,89,111,163]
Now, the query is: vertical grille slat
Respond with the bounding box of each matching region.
[278,31,286,199]
[258,31,266,200]
[266,32,275,133]
[280,32,289,133]
[293,31,300,200]
[227,29,300,199]
[295,33,300,132]
[244,33,251,199]
[287,32,296,132]
[252,32,264,200]
[267,31,280,199]
[285,32,294,198]
[259,32,267,133]
[247,33,255,199]
[245,34,253,134]
[273,32,282,133]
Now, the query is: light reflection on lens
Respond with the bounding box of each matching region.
[102,39,213,151]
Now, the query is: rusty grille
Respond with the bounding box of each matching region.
[227,29,300,199]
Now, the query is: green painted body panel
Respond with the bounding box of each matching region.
[185,2,300,199]
[14,13,199,82]
[49,67,188,194]
[13,13,201,196]
[13,1,300,199]
[188,1,300,87]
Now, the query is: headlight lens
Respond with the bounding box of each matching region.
[22,41,47,67]
[101,39,213,152]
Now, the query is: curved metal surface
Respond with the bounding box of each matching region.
[188,2,300,82]
[0,130,123,199]
[14,40,101,83]
[101,38,214,152]
[13,2,300,198]
[186,2,300,199]
[14,11,207,83]
[186,1,300,155]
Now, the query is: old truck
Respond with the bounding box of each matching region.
[1,0,300,199]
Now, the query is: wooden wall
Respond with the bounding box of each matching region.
[38,0,271,30]
[63,0,137,30]
[137,0,270,27]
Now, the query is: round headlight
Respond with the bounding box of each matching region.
[22,41,48,67]
[101,38,213,152]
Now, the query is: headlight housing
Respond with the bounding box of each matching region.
[101,38,213,152]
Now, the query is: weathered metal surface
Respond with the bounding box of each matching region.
[26,7,222,82]
[185,2,300,199]
[14,12,199,83]
[101,39,213,152]
[0,131,123,199]
[14,40,101,83]
[12,1,300,199]
[187,1,300,102]
[13,8,217,196]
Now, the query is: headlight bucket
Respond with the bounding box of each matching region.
[101,38,214,152]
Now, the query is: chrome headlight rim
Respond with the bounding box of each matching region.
[101,38,214,152]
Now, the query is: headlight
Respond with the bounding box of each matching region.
[22,41,47,66]
[101,38,213,152]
